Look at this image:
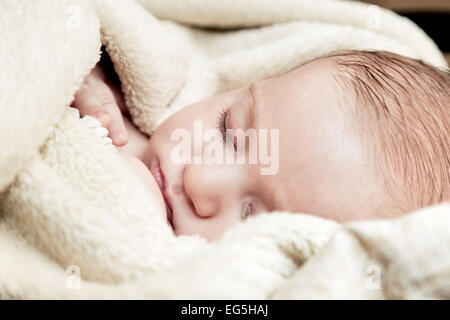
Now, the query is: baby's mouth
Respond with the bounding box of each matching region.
[150,162,174,229]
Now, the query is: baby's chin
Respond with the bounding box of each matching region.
[118,152,167,222]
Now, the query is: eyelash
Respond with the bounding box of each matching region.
[216,105,232,146]
[217,107,253,219]
[241,202,253,220]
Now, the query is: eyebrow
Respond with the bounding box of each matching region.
[248,82,260,129]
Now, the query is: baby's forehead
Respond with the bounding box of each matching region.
[284,56,338,79]
[254,56,356,139]
[275,58,350,105]
[250,63,370,213]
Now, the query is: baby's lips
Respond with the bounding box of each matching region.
[165,201,174,230]
[148,161,174,228]
[150,163,165,194]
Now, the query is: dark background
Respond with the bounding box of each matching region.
[362,0,450,65]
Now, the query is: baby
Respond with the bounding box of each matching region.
[72,50,450,241]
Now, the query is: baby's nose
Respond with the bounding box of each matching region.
[182,164,228,218]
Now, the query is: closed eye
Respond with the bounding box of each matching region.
[216,105,236,150]
[241,202,253,220]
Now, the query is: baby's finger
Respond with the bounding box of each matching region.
[72,87,112,128]
[105,105,128,146]
[109,81,127,114]
[91,82,129,146]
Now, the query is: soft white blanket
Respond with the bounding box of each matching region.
[0,0,448,299]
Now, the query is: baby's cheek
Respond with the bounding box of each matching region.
[118,152,166,218]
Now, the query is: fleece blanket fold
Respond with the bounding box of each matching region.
[0,0,448,299]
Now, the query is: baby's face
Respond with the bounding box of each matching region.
[143,58,394,241]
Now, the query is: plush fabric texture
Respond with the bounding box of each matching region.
[272,203,450,299]
[0,0,448,299]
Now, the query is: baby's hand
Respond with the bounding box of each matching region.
[71,62,128,146]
